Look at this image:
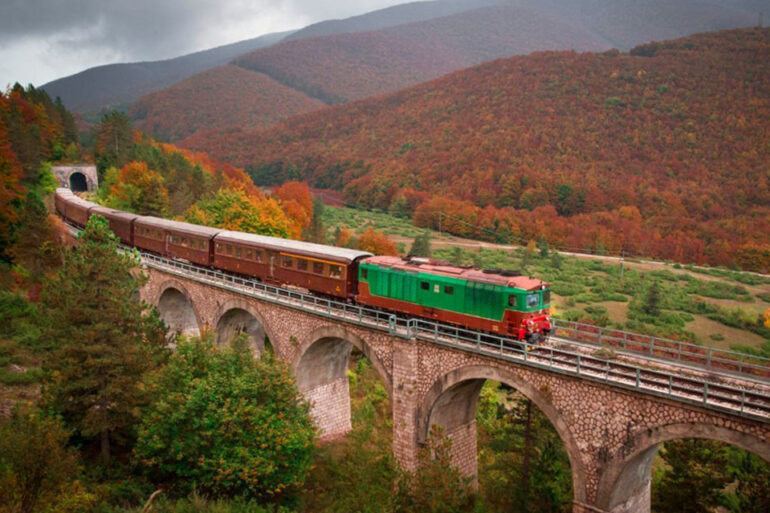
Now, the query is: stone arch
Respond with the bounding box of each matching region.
[69,171,88,192]
[212,298,275,356]
[293,325,392,438]
[154,281,202,339]
[419,365,587,503]
[596,422,770,513]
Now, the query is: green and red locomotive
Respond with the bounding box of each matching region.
[56,188,552,342]
[357,256,551,342]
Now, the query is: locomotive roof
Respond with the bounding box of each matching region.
[135,216,222,237]
[215,230,372,263]
[362,256,548,291]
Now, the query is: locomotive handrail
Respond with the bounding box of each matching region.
[551,319,770,380]
[139,251,770,423]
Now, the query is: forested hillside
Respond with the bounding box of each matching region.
[130,65,324,141]
[184,28,770,270]
[233,3,609,104]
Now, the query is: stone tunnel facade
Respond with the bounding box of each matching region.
[141,266,770,513]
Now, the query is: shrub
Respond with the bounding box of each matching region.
[0,406,95,513]
[134,335,315,501]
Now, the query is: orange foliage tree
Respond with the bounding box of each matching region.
[106,161,169,216]
[274,181,313,229]
[184,188,300,239]
[357,227,397,255]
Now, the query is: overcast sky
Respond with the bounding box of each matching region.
[0,0,409,88]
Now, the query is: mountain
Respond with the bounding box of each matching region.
[283,0,504,41]
[129,65,323,142]
[233,3,611,104]
[182,28,770,269]
[40,30,292,114]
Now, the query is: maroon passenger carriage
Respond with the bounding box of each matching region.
[133,217,221,266]
[212,231,371,300]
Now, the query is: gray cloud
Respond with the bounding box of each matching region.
[0,0,407,87]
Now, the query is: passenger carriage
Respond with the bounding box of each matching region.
[213,231,371,300]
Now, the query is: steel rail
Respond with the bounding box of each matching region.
[139,252,770,423]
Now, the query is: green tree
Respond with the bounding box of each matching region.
[0,406,93,513]
[134,335,316,500]
[652,439,730,513]
[537,236,549,259]
[409,232,432,258]
[728,450,770,513]
[394,425,477,513]
[41,215,168,464]
[8,190,61,283]
[93,111,134,177]
[642,280,662,316]
[304,196,327,243]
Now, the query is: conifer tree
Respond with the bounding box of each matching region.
[41,215,168,464]
[409,232,432,258]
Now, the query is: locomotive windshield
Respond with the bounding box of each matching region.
[526,293,539,309]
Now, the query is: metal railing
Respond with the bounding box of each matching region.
[552,320,770,380]
[140,252,770,422]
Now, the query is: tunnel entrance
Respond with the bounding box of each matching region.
[69,172,87,192]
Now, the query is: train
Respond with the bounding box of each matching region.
[55,188,552,342]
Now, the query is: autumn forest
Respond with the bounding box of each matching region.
[184,28,770,271]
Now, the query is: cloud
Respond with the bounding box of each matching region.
[0,0,407,87]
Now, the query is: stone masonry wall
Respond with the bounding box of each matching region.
[304,376,352,439]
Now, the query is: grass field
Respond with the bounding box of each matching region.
[322,206,770,355]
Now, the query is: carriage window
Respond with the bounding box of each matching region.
[444,286,454,295]
[509,295,517,307]
[434,284,440,293]
[526,293,539,308]
[255,251,263,263]
[421,281,429,290]
[329,265,342,278]
[313,262,324,274]
[245,249,253,260]
[297,259,308,271]
[235,246,242,258]
[543,289,551,305]
[361,268,368,279]
[226,245,233,255]
[282,257,293,268]
[216,243,223,252]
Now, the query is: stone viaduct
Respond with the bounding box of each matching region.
[140,262,770,513]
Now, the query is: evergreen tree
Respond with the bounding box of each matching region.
[642,280,662,316]
[652,439,730,513]
[304,196,327,243]
[41,216,168,464]
[537,236,549,259]
[93,111,134,177]
[409,232,432,258]
[8,190,61,283]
